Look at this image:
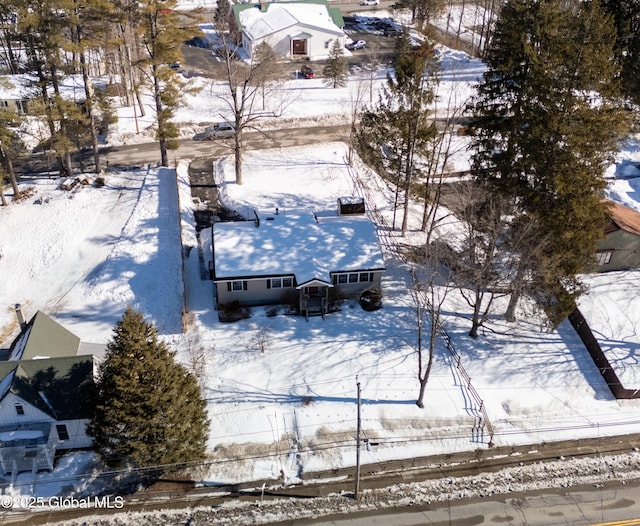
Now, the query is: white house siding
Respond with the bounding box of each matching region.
[246,26,344,59]
[0,98,27,114]
[0,394,91,450]
[0,392,52,426]
[54,418,92,450]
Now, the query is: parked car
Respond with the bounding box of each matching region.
[360,0,379,5]
[186,36,210,49]
[383,27,402,37]
[300,65,314,79]
[203,122,235,140]
[346,39,367,51]
[373,20,394,29]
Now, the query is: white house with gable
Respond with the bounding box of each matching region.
[0,308,100,477]
[233,0,346,60]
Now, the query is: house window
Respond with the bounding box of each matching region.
[338,274,348,284]
[227,280,247,291]
[16,100,27,114]
[348,273,358,283]
[359,273,369,282]
[268,277,293,289]
[595,250,613,265]
[0,100,8,107]
[15,404,24,416]
[56,424,70,441]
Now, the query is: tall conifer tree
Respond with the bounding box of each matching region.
[469,0,629,324]
[356,30,439,235]
[137,1,198,166]
[601,0,640,105]
[88,307,209,472]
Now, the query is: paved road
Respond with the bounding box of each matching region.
[17,124,352,175]
[99,124,352,168]
[4,433,640,525]
[296,481,640,525]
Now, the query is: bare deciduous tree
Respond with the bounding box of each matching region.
[213,9,291,185]
[408,247,453,408]
[186,333,209,390]
[448,181,511,338]
[246,323,272,354]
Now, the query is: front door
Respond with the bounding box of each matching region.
[292,39,307,56]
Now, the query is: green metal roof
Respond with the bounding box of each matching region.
[10,311,80,360]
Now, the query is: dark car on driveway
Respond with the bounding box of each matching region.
[383,27,402,37]
[300,65,315,79]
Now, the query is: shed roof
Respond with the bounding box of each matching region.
[212,210,385,285]
[605,201,640,237]
[0,74,88,103]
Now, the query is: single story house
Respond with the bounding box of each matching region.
[232,0,346,60]
[0,74,32,114]
[0,308,98,476]
[593,201,640,272]
[210,200,385,317]
[0,74,90,116]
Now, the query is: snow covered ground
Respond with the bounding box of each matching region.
[1,8,640,524]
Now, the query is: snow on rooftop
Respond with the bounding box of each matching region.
[0,430,44,442]
[213,210,385,284]
[240,3,343,41]
[0,74,36,99]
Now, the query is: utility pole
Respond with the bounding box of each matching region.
[355,377,362,499]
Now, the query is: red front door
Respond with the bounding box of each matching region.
[292,39,306,55]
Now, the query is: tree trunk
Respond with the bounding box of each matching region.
[234,128,243,185]
[469,289,482,338]
[0,181,7,206]
[505,257,526,322]
[0,147,20,199]
[50,65,73,178]
[1,31,19,74]
[79,46,101,173]
[152,70,168,167]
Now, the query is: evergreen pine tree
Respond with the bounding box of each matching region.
[322,39,348,88]
[601,0,640,105]
[137,0,200,166]
[355,30,439,235]
[0,103,24,202]
[469,0,629,325]
[88,307,209,473]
